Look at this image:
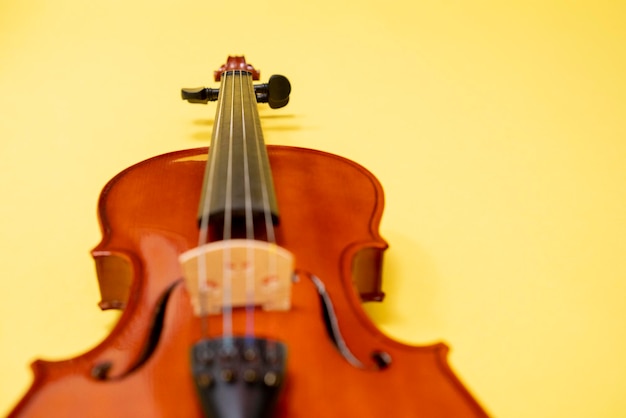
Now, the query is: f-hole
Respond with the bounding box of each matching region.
[91,280,181,380]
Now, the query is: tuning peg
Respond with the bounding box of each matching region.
[181,87,219,104]
[182,75,291,108]
[254,75,291,109]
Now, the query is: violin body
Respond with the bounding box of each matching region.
[10,146,487,417]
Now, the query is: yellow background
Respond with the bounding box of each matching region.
[1,1,625,416]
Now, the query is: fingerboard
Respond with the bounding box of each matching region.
[198,70,279,238]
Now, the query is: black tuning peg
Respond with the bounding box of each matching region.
[181,87,219,104]
[254,75,291,109]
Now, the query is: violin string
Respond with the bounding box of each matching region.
[221,70,236,345]
[250,73,280,357]
[196,68,227,338]
[240,72,257,338]
[246,77,276,246]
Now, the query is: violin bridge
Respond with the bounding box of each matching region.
[179,239,294,316]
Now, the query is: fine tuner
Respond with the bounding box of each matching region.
[182,74,291,109]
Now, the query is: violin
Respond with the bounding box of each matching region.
[9,56,488,417]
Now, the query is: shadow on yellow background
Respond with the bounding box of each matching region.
[1,1,625,416]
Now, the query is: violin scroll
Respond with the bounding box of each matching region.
[213,56,260,81]
[182,56,290,108]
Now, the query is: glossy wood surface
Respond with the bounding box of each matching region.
[9,146,488,417]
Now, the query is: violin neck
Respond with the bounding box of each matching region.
[197,70,279,238]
